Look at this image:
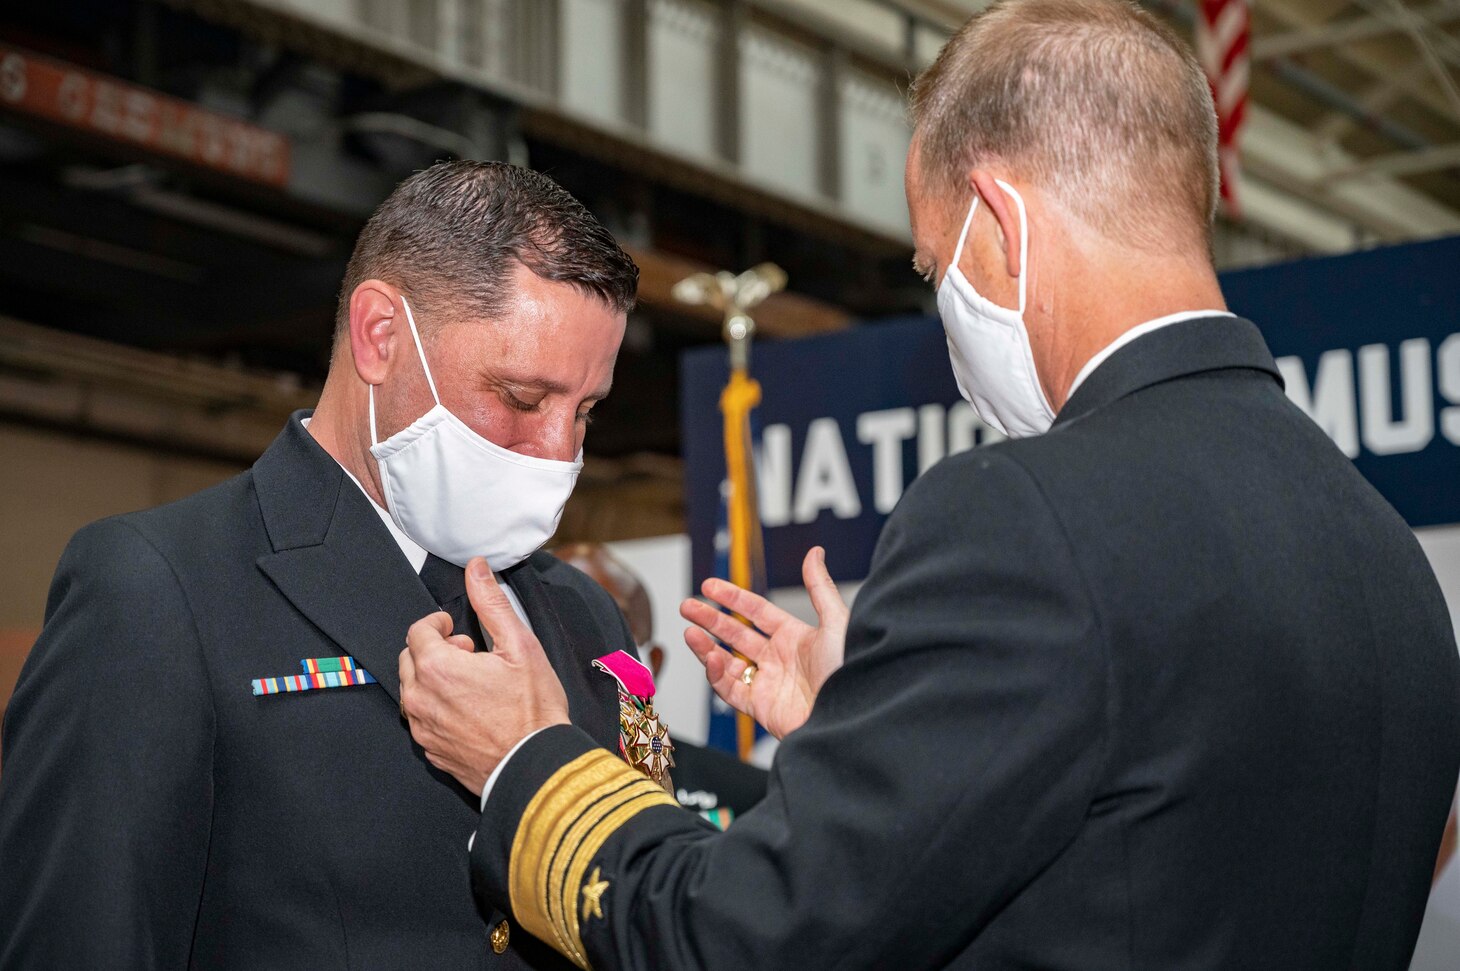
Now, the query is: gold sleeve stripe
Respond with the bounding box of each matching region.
[559,788,678,966]
[542,781,654,964]
[510,752,630,957]
[508,749,679,970]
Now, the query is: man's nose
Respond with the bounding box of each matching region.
[521,409,580,462]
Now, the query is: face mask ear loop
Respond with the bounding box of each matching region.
[994,178,1029,315]
[947,194,980,285]
[368,384,380,448]
[398,295,441,406]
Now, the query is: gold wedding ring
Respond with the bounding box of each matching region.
[741,663,758,686]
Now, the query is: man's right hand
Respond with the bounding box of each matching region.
[680,546,848,739]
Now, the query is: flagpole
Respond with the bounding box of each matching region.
[674,264,786,762]
[721,313,762,761]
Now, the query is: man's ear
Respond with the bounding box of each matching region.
[348,281,399,386]
[969,170,1023,280]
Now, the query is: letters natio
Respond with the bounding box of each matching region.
[754,404,1005,527]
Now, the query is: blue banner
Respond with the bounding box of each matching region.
[682,234,1460,591]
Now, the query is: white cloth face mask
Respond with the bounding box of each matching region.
[367,295,583,571]
[935,179,1056,438]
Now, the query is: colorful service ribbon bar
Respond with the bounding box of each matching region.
[251,657,377,696]
[699,807,735,831]
[301,655,360,675]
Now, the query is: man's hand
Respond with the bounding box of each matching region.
[680,546,848,740]
[399,558,570,796]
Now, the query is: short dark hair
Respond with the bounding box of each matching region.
[335,161,639,342]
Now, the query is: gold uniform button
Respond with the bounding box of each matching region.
[490,919,510,954]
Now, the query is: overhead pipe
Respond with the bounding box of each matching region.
[1141,0,1433,153]
[1264,58,1430,152]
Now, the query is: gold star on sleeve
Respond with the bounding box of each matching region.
[581,866,610,921]
[507,751,678,969]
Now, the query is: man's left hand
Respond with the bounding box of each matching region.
[400,557,570,796]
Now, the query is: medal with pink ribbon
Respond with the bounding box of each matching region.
[593,650,675,790]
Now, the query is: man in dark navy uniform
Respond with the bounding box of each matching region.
[0,162,642,970]
[398,2,1460,969]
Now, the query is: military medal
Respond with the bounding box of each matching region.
[617,693,673,789]
[592,650,675,790]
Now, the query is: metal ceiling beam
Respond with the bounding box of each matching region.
[1266,56,1430,150]
[1143,0,1460,239]
[881,0,977,30]
[1256,0,1460,128]
[0,315,314,465]
[1326,140,1460,179]
[799,0,1460,243]
[0,316,314,414]
[171,0,918,249]
[1353,0,1460,123]
[1231,175,1360,252]
[1312,59,1433,144]
[1256,1,1460,61]
[1241,107,1460,240]
[1145,0,1438,148]
[188,0,1460,251]
[1353,0,1460,70]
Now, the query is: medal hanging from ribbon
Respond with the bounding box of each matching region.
[593,650,675,790]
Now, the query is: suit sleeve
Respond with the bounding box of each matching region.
[471,450,1111,970]
[0,518,216,969]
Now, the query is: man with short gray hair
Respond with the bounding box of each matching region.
[398,2,1460,968]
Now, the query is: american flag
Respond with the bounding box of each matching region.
[1196,0,1250,217]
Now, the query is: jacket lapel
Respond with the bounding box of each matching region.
[504,556,621,751]
[251,415,620,743]
[252,412,436,704]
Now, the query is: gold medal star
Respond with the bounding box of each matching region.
[581,866,610,921]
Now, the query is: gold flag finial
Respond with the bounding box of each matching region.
[673,263,786,371]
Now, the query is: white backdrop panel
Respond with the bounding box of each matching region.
[648,0,718,161]
[739,27,819,200]
[560,0,625,125]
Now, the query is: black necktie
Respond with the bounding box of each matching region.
[418,554,489,651]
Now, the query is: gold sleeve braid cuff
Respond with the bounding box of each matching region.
[508,749,679,970]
